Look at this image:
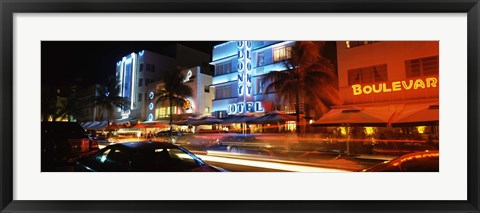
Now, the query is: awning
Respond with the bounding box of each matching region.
[312,101,438,127]
[81,121,108,130]
[189,116,223,126]
[137,121,169,129]
[312,108,391,127]
[391,104,439,127]
[221,114,257,124]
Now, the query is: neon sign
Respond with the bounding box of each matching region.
[237,41,253,100]
[227,101,265,115]
[352,77,438,96]
[183,70,193,83]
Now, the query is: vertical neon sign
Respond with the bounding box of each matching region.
[237,41,253,113]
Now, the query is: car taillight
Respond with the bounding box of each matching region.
[81,138,90,152]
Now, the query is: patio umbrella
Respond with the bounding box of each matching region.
[189,116,223,126]
[87,121,108,130]
[221,114,257,124]
[251,110,297,124]
[141,121,168,129]
[81,121,93,129]
[312,108,390,127]
[391,104,439,127]
[312,108,392,156]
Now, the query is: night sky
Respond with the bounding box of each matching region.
[41,41,223,88]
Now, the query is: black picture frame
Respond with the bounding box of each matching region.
[1,0,479,212]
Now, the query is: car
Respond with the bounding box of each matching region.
[361,150,439,172]
[42,122,99,171]
[74,142,228,172]
[206,134,272,155]
[154,130,183,143]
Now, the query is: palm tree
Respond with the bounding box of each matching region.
[53,94,83,122]
[94,77,130,125]
[154,67,193,133]
[41,88,57,122]
[264,41,342,134]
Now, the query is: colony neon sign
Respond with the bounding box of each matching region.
[227,101,265,114]
[237,41,253,99]
[352,77,438,95]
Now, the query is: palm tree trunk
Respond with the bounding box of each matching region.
[169,96,173,134]
[295,90,301,135]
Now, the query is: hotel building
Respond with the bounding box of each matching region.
[115,45,210,122]
[145,66,214,122]
[211,41,326,117]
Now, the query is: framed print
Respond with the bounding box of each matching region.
[1,0,479,212]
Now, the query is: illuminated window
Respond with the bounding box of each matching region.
[286,121,296,132]
[346,41,378,48]
[156,106,179,118]
[215,61,233,76]
[205,107,210,113]
[348,64,388,86]
[273,46,292,62]
[215,84,234,99]
[405,55,439,78]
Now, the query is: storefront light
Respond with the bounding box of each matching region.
[339,127,347,136]
[417,126,426,134]
[365,127,374,136]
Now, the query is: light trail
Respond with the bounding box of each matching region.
[196,154,348,172]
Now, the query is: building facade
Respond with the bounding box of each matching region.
[210,41,298,118]
[337,41,439,106]
[115,46,210,122]
[145,66,214,121]
[115,50,176,121]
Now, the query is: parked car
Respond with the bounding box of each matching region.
[361,150,439,172]
[41,122,99,171]
[74,142,228,172]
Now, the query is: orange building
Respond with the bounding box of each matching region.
[315,41,439,137]
[337,41,439,106]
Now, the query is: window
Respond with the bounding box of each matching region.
[405,55,439,78]
[273,46,292,62]
[139,63,144,72]
[215,85,233,99]
[257,52,265,66]
[256,78,266,94]
[151,64,155,72]
[215,61,232,76]
[205,107,210,113]
[204,85,210,93]
[138,93,143,102]
[348,64,388,86]
[146,64,151,72]
[138,78,143,87]
[346,41,378,48]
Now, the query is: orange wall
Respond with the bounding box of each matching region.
[336,41,439,105]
